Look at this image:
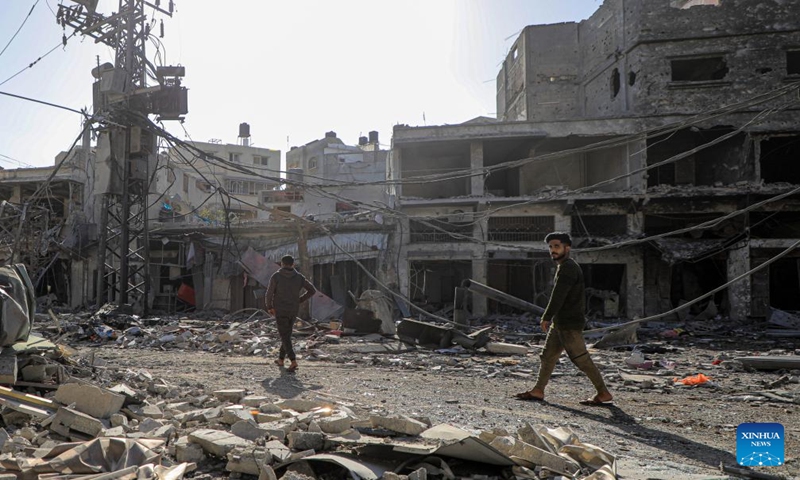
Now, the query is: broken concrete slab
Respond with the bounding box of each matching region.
[188,429,254,458]
[484,342,528,355]
[175,436,207,463]
[50,407,107,437]
[222,406,255,425]
[316,412,352,434]
[274,399,333,413]
[265,439,292,463]
[214,389,246,403]
[509,440,581,476]
[287,431,325,451]
[242,395,271,407]
[0,354,17,385]
[370,415,427,436]
[138,417,165,433]
[736,356,800,371]
[226,446,270,475]
[231,420,270,441]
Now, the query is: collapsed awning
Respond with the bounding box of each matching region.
[263,232,388,264]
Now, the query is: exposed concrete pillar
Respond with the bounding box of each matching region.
[471,257,488,316]
[470,142,484,197]
[626,252,645,319]
[70,260,84,309]
[727,242,751,321]
[10,186,22,204]
[628,139,648,192]
[554,214,570,233]
[392,148,403,198]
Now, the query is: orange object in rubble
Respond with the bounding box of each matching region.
[674,373,712,385]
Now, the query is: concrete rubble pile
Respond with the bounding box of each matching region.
[0,358,619,479]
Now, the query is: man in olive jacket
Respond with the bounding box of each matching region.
[266,255,316,372]
[515,232,613,405]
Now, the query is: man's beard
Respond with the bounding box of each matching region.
[551,252,566,262]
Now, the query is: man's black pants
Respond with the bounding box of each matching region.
[276,314,296,361]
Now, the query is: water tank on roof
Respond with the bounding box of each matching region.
[239,123,250,138]
[368,131,379,144]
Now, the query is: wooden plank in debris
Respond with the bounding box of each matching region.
[0,385,56,409]
[736,356,800,371]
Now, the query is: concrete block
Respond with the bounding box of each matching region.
[54,383,124,419]
[140,404,163,419]
[484,342,529,355]
[222,406,254,425]
[264,419,298,441]
[152,424,176,438]
[274,399,333,413]
[20,364,47,382]
[242,395,270,407]
[264,439,291,463]
[110,413,128,428]
[101,426,127,437]
[188,429,253,458]
[51,407,107,437]
[370,415,427,436]
[138,418,164,433]
[316,413,352,434]
[255,413,283,423]
[287,431,325,451]
[231,420,270,441]
[382,473,407,480]
[175,436,206,463]
[259,403,282,414]
[214,389,246,403]
[226,446,269,475]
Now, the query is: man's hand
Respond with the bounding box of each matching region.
[268,308,276,317]
[540,319,551,332]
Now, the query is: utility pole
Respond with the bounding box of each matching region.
[58,0,187,314]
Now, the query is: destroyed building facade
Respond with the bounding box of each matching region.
[390,0,800,320]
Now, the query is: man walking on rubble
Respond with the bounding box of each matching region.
[515,232,613,406]
[266,255,317,372]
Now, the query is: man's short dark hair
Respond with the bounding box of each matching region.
[544,232,572,246]
[281,255,295,265]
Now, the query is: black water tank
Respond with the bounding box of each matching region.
[239,123,250,138]
[325,131,337,139]
[368,130,379,144]
[358,136,368,146]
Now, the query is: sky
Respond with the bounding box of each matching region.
[0,0,601,169]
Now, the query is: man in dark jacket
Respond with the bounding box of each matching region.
[515,232,613,405]
[266,255,317,372]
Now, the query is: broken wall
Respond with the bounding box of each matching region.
[523,23,581,122]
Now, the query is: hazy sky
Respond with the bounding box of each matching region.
[0,0,601,168]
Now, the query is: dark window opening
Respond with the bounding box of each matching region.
[611,68,621,98]
[488,216,553,242]
[410,219,472,243]
[756,67,773,75]
[671,258,727,315]
[628,71,637,86]
[583,264,626,318]
[648,162,676,187]
[760,135,800,184]
[572,214,627,238]
[671,57,728,81]
[409,260,471,308]
[787,50,800,75]
[487,259,537,310]
[769,257,800,310]
[750,211,800,239]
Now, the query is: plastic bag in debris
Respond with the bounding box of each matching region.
[94,325,117,339]
[674,373,711,385]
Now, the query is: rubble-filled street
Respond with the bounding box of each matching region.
[0,307,796,480]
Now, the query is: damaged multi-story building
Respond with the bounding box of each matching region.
[389,0,800,321]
